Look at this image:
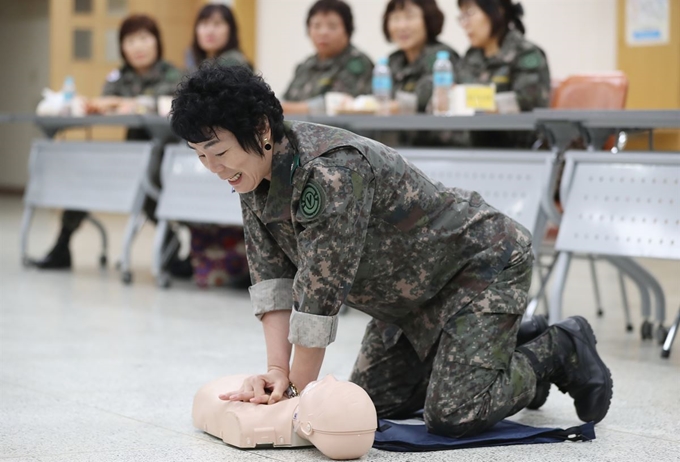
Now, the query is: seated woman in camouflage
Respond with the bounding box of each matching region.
[185,2,252,287]
[280,0,374,115]
[170,64,613,438]
[383,0,459,113]
[33,14,183,270]
[456,0,550,146]
[187,3,252,72]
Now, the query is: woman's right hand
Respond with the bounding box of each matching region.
[220,368,290,405]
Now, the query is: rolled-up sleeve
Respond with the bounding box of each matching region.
[289,156,375,348]
[242,202,297,320]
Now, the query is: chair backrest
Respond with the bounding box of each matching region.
[23,140,154,213]
[552,72,629,109]
[156,144,243,225]
[399,149,556,245]
[556,151,680,259]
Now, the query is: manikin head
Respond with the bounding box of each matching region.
[294,375,377,460]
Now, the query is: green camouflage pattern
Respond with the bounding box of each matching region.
[102,59,183,97]
[282,44,374,101]
[388,42,460,113]
[350,242,536,436]
[240,120,532,360]
[456,29,550,111]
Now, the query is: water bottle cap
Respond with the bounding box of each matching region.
[378,57,388,65]
[436,51,450,60]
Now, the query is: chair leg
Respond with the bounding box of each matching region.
[548,251,572,325]
[85,215,108,268]
[19,206,35,267]
[119,192,147,285]
[152,220,168,278]
[152,220,178,289]
[661,306,680,359]
[612,257,666,343]
[605,257,653,340]
[618,271,633,332]
[588,255,604,317]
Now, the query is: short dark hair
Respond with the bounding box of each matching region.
[192,3,241,67]
[170,63,285,158]
[383,0,445,43]
[458,0,526,38]
[119,15,163,68]
[306,0,354,38]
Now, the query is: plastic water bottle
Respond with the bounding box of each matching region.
[61,76,76,116]
[372,57,392,116]
[432,51,453,116]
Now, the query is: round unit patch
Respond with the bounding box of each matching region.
[300,181,324,219]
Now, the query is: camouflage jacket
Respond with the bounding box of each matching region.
[388,41,460,113]
[283,44,374,102]
[242,121,530,359]
[102,59,182,97]
[456,29,550,111]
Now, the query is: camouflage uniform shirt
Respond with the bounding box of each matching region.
[102,59,182,97]
[283,44,374,104]
[456,29,550,111]
[389,42,460,113]
[242,121,529,360]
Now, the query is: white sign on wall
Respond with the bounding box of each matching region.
[626,0,670,46]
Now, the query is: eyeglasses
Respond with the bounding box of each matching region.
[457,8,479,24]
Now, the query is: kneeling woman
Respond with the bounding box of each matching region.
[170,64,612,437]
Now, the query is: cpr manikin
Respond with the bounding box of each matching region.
[192,375,377,460]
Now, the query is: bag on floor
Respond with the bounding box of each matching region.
[373,415,595,452]
[189,224,250,288]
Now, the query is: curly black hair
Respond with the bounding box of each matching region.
[170,63,285,157]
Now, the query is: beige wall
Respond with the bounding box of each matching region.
[0,0,50,191]
[256,0,619,96]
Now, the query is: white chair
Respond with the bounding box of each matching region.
[153,144,243,287]
[400,148,559,314]
[21,140,156,284]
[550,150,680,358]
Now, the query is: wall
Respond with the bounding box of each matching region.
[616,0,679,150]
[256,0,619,97]
[0,0,50,191]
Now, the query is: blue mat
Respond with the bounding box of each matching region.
[373,416,595,452]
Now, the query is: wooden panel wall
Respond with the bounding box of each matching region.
[616,0,680,150]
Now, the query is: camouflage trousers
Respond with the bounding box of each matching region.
[350,245,536,438]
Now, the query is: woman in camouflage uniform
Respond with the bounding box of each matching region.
[188,3,252,72]
[185,3,254,288]
[170,64,613,438]
[456,0,551,146]
[383,0,459,113]
[280,0,374,115]
[33,14,182,270]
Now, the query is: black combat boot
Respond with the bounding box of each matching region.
[516,314,550,410]
[517,316,613,423]
[32,228,73,270]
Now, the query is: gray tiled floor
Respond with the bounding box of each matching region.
[1,195,678,461]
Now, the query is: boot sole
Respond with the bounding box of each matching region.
[571,316,614,424]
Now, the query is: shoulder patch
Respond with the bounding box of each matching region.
[518,51,542,69]
[106,69,121,82]
[299,179,326,219]
[347,57,365,75]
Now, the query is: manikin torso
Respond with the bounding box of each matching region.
[192,375,377,460]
